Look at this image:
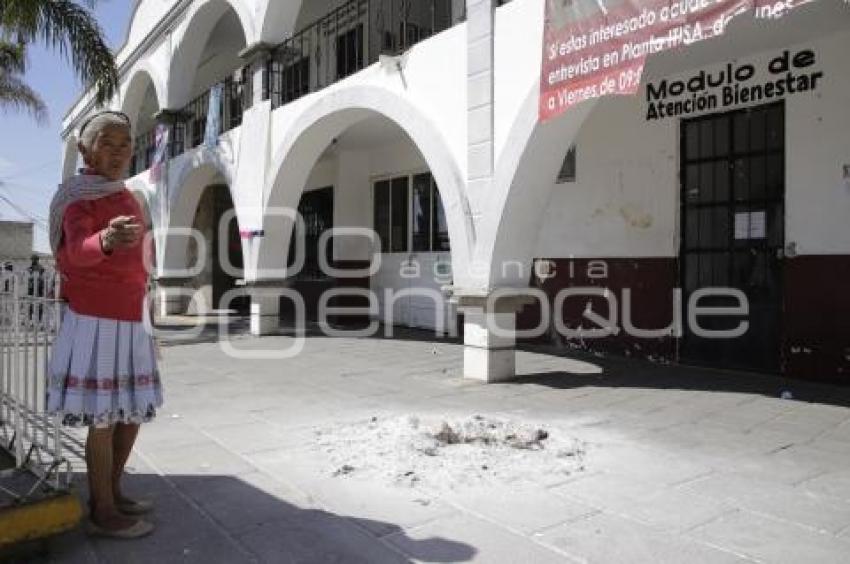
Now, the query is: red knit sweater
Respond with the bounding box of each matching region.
[57,189,150,322]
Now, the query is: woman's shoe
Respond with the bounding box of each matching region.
[86,518,154,539]
[116,498,154,515]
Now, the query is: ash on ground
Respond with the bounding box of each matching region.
[313,415,587,490]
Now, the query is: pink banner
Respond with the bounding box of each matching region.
[540,0,816,122]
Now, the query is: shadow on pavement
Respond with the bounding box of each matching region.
[8,472,475,564]
[511,342,850,409]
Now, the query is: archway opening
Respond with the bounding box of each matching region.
[159,163,247,317]
[186,184,246,314]
[266,113,458,335]
[124,75,162,177]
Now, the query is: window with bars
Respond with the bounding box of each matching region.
[374,173,449,254]
[287,186,334,279]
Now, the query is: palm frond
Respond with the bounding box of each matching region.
[0,71,47,122]
[1,0,118,105]
[0,41,25,73]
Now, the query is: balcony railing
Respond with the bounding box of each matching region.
[129,1,463,175]
[129,129,156,177]
[267,0,458,109]
[175,70,251,154]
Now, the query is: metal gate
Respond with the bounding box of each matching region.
[679,102,786,373]
[0,268,71,490]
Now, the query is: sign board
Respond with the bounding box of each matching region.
[540,0,818,122]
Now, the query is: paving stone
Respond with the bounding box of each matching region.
[586,442,713,485]
[134,418,208,451]
[449,487,598,534]
[384,513,568,563]
[680,473,850,534]
[766,443,850,474]
[553,473,733,533]
[538,511,747,563]
[235,509,410,563]
[44,334,850,562]
[698,399,794,432]
[248,447,459,537]
[203,422,303,455]
[689,510,850,564]
[90,481,253,564]
[715,451,823,486]
[801,471,850,502]
[143,441,256,476]
[169,471,312,535]
[34,529,100,564]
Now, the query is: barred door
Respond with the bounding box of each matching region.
[679,102,786,373]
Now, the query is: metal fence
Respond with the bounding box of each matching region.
[176,69,252,154]
[0,268,70,490]
[129,129,156,177]
[125,1,516,176]
[268,0,457,109]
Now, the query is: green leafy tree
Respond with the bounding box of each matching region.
[0,0,118,121]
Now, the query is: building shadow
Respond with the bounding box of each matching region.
[150,316,850,409]
[509,342,850,409]
[9,472,475,564]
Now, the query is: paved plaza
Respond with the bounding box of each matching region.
[21,324,850,563]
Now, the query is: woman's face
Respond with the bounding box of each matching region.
[81,124,133,181]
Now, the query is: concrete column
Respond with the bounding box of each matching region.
[238,42,274,107]
[462,308,517,382]
[454,289,534,382]
[465,0,495,222]
[154,277,192,317]
[246,282,286,336]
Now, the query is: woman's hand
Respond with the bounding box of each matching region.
[101,216,142,253]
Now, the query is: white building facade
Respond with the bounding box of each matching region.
[61,0,850,384]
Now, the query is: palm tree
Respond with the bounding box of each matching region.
[0,41,46,121]
[0,0,118,121]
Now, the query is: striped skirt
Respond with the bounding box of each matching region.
[47,308,164,428]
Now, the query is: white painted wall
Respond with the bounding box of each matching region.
[120,1,180,67]
[60,0,850,300]
[785,30,850,256]
[494,0,543,165]
[189,9,247,97]
[534,95,679,259]
[533,27,850,260]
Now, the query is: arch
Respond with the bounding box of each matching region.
[120,64,167,131]
[257,0,304,45]
[474,86,597,288]
[158,152,241,279]
[256,85,474,284]
[165,0,254,109]
[476,1,850,291]
[60,134,80,182]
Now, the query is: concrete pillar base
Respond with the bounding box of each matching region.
[463,346,516,382]
[154,278,193,317]
[247,283,285,336]
[451,288,534,383]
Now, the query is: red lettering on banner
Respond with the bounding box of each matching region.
[539,0,819,122]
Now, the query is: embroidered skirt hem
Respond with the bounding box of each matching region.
[47,308,164,428]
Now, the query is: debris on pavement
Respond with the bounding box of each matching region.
[315,414,587,490]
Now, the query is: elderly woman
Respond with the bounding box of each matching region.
[47,111,163,539]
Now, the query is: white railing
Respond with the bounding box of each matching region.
[0,268,71,492]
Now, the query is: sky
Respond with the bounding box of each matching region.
[0,1,133,253]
